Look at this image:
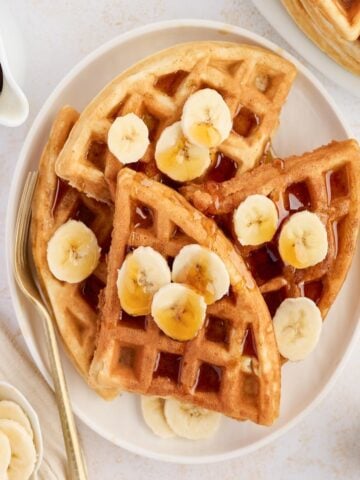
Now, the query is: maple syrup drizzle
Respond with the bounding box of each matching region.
[119,310,147,330]
[194,363,222,392]
[299,279,323,305]
[51,178,70,215]
[72,202,96,227]
[155,70,188,97]
[99,233,112,256]
[133,205,153,229]
[247,244,284,285]
[205,152,238,183]
[285,182,311,212]
[205,316,229,344]
[263,287,287,317]
[141,112,159,142]
[325,168,349,203]
[153,352,182,383]
[233,106,260,137]
[80,275,105,311]
[242,327,258,358]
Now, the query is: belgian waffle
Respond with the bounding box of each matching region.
[90,168,281,425]
[55,41,297,203]
[31,106,118,399]
[282,0,360,75]
[182,140,360,323]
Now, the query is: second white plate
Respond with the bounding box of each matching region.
[6,19,360,463]
[252,0,360,97]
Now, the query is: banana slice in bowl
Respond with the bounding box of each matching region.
[0,382,43,480]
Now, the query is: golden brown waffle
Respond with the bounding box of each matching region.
[282,0,360,75]
[90,168,281,425]
[31,106,118,399]
[182,140,360,322]
[55,41,297,203]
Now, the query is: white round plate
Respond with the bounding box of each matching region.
[6,20,360,464]
[252,0,360,98]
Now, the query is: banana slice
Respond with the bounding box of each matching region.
[117,246,171,316]
[151,283,206,341]
[108,113,149,164]
[0,420,36,480]
[278,211,328,269]
[47,220,100,283]
[164,398,221,440]
[172,244,230,304]
[0,431,11,479]
[233,194,278,246]
[0,401,33,439]
[141,396,175,438]
[273,297,322,361]
[155,122,211,182]
[181,88,232,148]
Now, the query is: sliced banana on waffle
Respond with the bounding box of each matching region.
[181,88,232,148]
[108,113,149,164]
[278,211,328,269]
[273,297,322,361]
[164,398,221,440]
[47,219,100,283]
[0,430,11,479]
[151,283,206,341]
[117,246,171,316]
[0,401,33,439]
[141,396,175,438]
[233,194,278,246]
[0,420,36,480]
[155,121,211,181]
[172,244,230,304]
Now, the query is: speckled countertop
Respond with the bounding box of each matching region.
[1,1,359,479]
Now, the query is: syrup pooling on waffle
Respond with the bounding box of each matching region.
[90,169,281,425]
[182,140,360,324]
[31,106,117,398]
[55,42,296,203]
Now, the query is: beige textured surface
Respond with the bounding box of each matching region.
[1,0,360,478]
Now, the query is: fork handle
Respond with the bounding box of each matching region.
[40,303,88,480]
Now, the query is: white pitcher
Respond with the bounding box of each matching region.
[0,3,29,127]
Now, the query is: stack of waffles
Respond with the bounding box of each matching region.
[31,41,360,437]
[282,0,360,75]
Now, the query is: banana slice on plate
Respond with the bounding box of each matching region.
[0,420,36,480]
[117,246,171,316]
[0,401,33,439]
[108,113,149,164]
[181,88,232,148]
[172,244,230,304]
[47,219,100,283]
[164,398,221,440]
[141,396,175,438]
[151,283,206,341]
[0,430,11,479]
[273,297,323,361]
[155,121,211,182]
[279,211,328,269]
[233,194,278,246]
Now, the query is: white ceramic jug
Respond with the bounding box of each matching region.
[0,2,29,127]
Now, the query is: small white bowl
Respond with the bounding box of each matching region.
[0,381,43,479]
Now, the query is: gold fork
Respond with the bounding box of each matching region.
[13,171,88,480]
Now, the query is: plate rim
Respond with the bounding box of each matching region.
[252,0,360,98]
[5,18,360,464]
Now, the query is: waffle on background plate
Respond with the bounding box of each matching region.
[282,0,360,75]
[30,40,360,430]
